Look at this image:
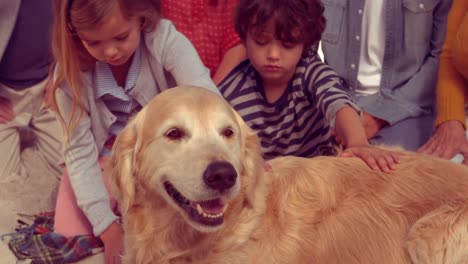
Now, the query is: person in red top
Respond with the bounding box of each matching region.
[162,0,246,84]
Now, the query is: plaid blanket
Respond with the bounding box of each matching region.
[1,213,103,264]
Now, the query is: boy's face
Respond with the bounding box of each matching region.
[77,6,141,67]
[245,22,304,87]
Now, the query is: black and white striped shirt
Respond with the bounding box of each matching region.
[219,54,359,160]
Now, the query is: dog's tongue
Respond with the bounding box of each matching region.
[197,199,224,214]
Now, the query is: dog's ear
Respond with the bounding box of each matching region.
[232,109,264,207]
[232,109,260,160]
[110,120,142,214]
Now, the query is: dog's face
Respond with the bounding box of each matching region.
[111,86,261,232]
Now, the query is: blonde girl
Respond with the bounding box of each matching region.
[49,0,220,262]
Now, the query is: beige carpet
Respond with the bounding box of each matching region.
[0,148,104,264]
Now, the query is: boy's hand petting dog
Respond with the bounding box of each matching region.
[340,145,400,173]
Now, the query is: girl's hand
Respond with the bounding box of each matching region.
[341,145,400,173]
[0,96,15,123]
[100,221,124,264]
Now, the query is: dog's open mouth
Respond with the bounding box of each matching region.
[164,182,226,226]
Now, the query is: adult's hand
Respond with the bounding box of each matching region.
[0,96,15,123]
[418,120,468,165]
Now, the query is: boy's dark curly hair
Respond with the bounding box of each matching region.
[235,0,325,50]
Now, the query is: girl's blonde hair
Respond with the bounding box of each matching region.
[50,0,161,139]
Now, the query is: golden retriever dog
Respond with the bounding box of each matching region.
[109,86,468,264]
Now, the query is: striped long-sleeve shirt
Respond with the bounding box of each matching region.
[219,54,360,160]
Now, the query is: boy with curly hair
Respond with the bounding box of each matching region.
[219,0,399,172]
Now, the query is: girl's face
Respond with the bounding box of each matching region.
[245,22,304,87]
[77,7,141,66]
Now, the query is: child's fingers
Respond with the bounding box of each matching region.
[341,148,399,173]
[375,157,390,173]
[364,157,379,171]
[391,152,400,164]
[384,154,398,170]
[378,154,395,170]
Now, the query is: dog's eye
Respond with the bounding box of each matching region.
[221,127,234,138]
[165,128,184,140]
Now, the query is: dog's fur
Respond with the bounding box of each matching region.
[110,86,468,264]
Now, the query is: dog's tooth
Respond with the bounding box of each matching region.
[196,204,203,215]
[195,202,225,219]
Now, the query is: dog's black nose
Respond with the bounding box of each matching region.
[203,161,237,191]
